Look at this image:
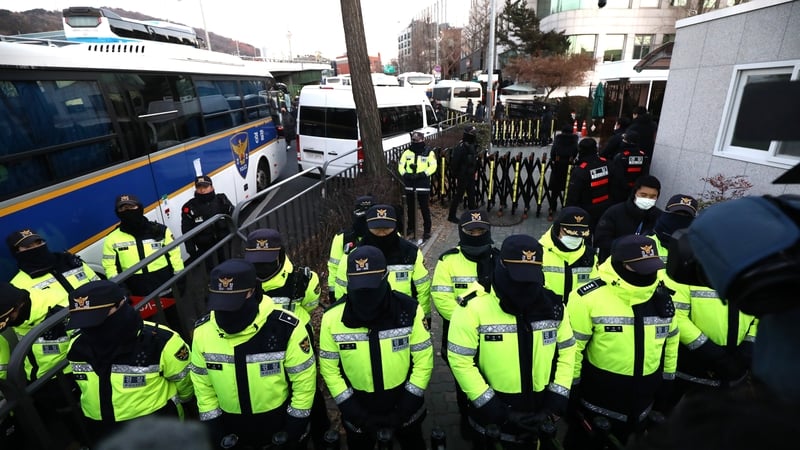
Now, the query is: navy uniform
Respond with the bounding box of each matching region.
[190,259,316,449]
[539,207,597,303]
[448,235,575,448]
[66,280,193,445]
[652,195,757,401]
[243,228,330,447]
[320,246,433,450]
[398,132,437,239]
[335,205,431,320]
[565,138,610,233]
[6,228,99,381]
[327,196,374,300]
[564,235,678,449]
[180,175,234,260]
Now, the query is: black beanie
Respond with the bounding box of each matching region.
[578,138,597,155]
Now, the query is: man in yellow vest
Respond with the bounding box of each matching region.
[66,280,193,445]
[320,245,433,450]
[539,207,597,303]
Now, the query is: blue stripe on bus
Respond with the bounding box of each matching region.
[0,121,278,279]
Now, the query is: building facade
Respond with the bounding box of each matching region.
[651,0,800,202]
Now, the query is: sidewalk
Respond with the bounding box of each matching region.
[417,196,556,448]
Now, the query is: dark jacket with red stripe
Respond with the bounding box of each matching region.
[565,154,610,229]
[609,147,648,203]
[594,198,663,263]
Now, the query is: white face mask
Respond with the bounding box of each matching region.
[560,235,584,250]
[634,197,657,210]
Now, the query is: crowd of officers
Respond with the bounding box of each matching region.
[0,133,756,450]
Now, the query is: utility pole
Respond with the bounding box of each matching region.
[286,31,293,61]
[198,0,211,51]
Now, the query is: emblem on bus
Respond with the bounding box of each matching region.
[230,132,249,178]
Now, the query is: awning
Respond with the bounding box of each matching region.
[633,41,674,73]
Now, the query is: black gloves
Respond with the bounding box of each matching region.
[542,388,567,417]
[284,415,310,443]
[396,390,425,425]
[475,395,509,426]
[507,410,548,432]
[338,397,368,429]
[696,339,748,382]
[409,163,417,171]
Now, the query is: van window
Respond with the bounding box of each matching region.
[300,106,358,140]
[379,105,424,138]
[432,87,450,102]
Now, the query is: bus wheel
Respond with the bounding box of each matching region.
[256,159,271,191]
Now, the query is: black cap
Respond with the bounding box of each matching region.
[366,204,397,230]
[411,131,425,143]
[0,283,28,332]
[195,175,213,187]
[499,235,544,283]
[611,235,665,275]
[460,210,490,231]
[464,125,477,136]
[207,259,259,312]
[578,138,597,154]
[346,246,387,290]
[6,229,45,252]
[665,194,698,217]
[353,195,375,216]
[557,207,591,237]
[243,229,282,263]
[67,280,127,330]
[115,194,141,209]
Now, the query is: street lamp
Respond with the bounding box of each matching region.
[286,31,292,61]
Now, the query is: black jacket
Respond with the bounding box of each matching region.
[449,140,478,180]
[600,128,626,159]
[548,133,578,192]
[181,193,234,255]
[627,114,657,156]
[594,197,663,262]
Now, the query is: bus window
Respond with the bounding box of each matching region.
[135,74,201,150]
[196,79,236,134]
[241,80,270,121]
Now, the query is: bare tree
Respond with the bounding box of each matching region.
[504,53,596,99]
[463,0,491,60]
[340,0,384,175]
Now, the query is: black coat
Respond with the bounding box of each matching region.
[548,133,578,192]
[600,128,626,159]
[594,197,663,262]
[627,114,657,155]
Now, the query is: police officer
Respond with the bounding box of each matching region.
[564,235,678,449]
[66,280,193,445]
[190,259,316,449]
[431,210,497,422]
[608,131,647,204]
[5,228,100,382]
[539,207,597,304]
[334,204,432,321]
[448,126,479,223]
[651,195,756,404]
[327,195,374,301]
[399,132,437,240]
[565,138,611,234]
[102,194,184,330]
[180,175,234,262]
[242,228,330,448]
[447,235,576,449]
[319,246,433,450]
[0,283,23,447]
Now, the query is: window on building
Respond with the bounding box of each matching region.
[633,34,654,59]
[717,62,800,165]
[603,35,626,62]
[662,34,675,44]
[568,35,597,56]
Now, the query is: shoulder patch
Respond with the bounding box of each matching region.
[277,311,299,327]
[174,344,190,361]
[299,336,311,354]
[438,247,460,261]
[577,279,606,296]
[194,313,211,328]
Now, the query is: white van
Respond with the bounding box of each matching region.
[296,84,439,174]
[432,80,483,113]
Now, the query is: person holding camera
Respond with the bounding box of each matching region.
[399,132,437,241]
[564,235,678,449]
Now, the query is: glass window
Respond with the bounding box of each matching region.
[240,79,270,122]
[568,35,597,56]
[197,79,238,134]
[718,63,800,165]
[633,34,654,59]
[324,108,358,140]
[662,34,675,44]
[379,105,424,138]
[603,35,626,62]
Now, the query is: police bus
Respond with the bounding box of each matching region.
[0,37,287,279]
[62,6,201,47]
[397,72,436,98]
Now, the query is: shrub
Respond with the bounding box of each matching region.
[697,174,753,209]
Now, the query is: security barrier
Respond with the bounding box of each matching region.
[491,118,556,147]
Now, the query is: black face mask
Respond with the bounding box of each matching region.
[15,244,56,278]
[117,208,148,235]
[344,280,391,327]
[351,214,368,238]
[81,303,142,360]
[463,133,476,144]
[459,229,492,258]
[254,259,283,281]
[410,141,427,154]
[612,260,658,287]
[215,293,261,335]
[492,263,543,319]
[363,230,399,256]
[195,191,216,203]
[8,296,32,327]
[654,213,694,248]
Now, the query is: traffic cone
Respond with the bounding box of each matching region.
[581,120,588,136]
[573,120,578,134]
